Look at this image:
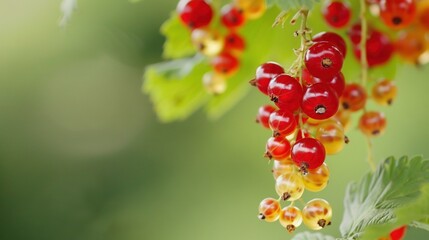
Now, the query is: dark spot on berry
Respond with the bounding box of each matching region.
[258,213,266,220]
[392,17,402,25]
[286,225,296,233]
[270,95,279,102]
[255,118,260,123]
[322,58,333,68]
[345,136,350,144]
[249,79,257,86]
[272,131,281,137]
[332,16,339,23]
[264,151,273,159]
[387,99,393,105]
[315,105,327,114]
[372,130,380,135]
[198,43,206,51]
[282,192,291,201]
[299,163,309,175]
[318,219,327,228]
[342,102,350,109]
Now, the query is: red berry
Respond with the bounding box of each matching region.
[380,0,416,29]
[348,23,362,45]
[265,137,291,160]
[301,83,339,120]
[313,31,347,57]
[269,110,297,137]
[341,83,367,111]
[390,226,407,240]
[250,62,285,95]
[305,42,344,80]
[256,105,276,129]
[353,30,394,67]
[291,138,326,171]
[178,0,213,29]
[221,4,246,29]
[212,52,239,76]
[268,74,303,112]
[359,111,387,136]
[322,0,352,28]
[224,32,246,54]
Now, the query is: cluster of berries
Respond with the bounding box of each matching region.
[323,0,429,65]
[177,0,266,94]
[252,30,352,232]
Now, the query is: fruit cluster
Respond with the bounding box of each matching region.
[252,23,351,230]
[177,0,266,94]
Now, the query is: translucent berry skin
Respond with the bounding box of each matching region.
[234,0,266,19]
[269,110,297,137]
[305,42,344,80]
[291,138,326,170]
[313,31,347,57]
[316,120,345,155]
[275,173,305,201]
[202,72,226,95]
[334,109,352,131]
[359,111,387,137]
[212,52,239,76]
[258,198,281,222]
[307,72,345,97]
[191,28,224,57]
[301,83,339,120]
[322,0,352,28]
[268,74,303,112]
[341,83,367,112]
[417,1,429,30]
[224,32,245,55]
[379,0,416,30]
[178,0,213,29]
[279,206,303,232]
[302,198,332,230]
[395,30,426,63]
[353,30,394,67]
[372,80,397,106]
[221,4,246,29]
[302,163,330,192]
[250,62,285,95]
[272,159,296,179]
[265,137,291,160]
[256,105,276,129]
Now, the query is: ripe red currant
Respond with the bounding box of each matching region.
[291,137,326,172]
[178,0,213,29]
[224,32,245,55]
[305,42,344,80]
[390,226,407,240]
[221,4,246,29]
[256,105,276,129]
[322,0,352,28]
[308,72,345,97]
[250,62,285,95]
[313,31,347,57]
[301,83,339,120]
[353,30,394,67]
[341,83,367,111]
[269,110,297,137]
[212,52,239,76]
[265,137,291,160]
[359,111,387,136]
[268,74,303,112]
[258,198,281,222]
[379,0,416,29]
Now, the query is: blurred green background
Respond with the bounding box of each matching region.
[1,0,428,239]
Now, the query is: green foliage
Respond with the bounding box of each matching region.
[340,156,429,240]
[161,13,196,59]
[267,0,320,10]
[291,232,335,240]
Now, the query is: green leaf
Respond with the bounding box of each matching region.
[340,156,429,240]
[142,56,210,122]
[410,220,429,231]
[161,13,195,59]
[291,232,337,240]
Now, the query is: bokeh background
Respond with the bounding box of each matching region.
[1,0,428,239]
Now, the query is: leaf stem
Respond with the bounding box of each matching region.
[360,0,368,86]
[366,135,376,172]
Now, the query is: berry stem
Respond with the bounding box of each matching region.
[359,0,368,86]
